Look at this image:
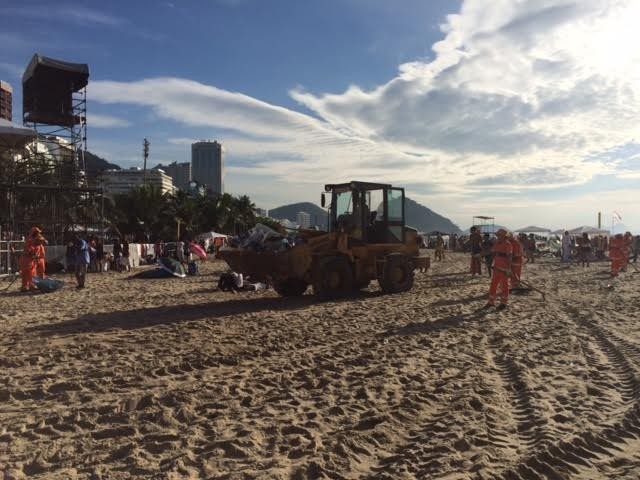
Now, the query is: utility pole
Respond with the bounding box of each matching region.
[143,138,150,184]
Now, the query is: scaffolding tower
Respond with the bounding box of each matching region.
[0,54,103,246]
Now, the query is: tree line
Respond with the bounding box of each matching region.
[105,185,281,242]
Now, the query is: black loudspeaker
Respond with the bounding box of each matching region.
[22,54,89,127]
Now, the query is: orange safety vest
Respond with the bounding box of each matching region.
[510,238,523,265]
[492,238,513,270]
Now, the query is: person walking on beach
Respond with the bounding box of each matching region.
[470,227,483,276]
[561,231,572,263]
[485,229,512,310]
[74,237,92,289]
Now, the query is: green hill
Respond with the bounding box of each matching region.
[82,150,120,185]
[404,197,462,234]
[270,198,462,234]
[269,202,328,229]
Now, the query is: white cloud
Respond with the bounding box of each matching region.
[87,113,131,129]
[0,5,124,27]
[89,0,640,229]
[0,62,23,78]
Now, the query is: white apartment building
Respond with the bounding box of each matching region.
[100,168,176,197]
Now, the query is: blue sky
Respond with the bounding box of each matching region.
[1,0,639,232]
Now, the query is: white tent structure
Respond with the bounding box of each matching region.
[568,226,610,236]
[514,226,551,235]
[0,118,36,149]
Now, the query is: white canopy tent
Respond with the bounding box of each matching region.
[568,226,610,236]
[514,226,552,236]
[0,118,37,149]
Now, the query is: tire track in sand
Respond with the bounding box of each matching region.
[497,303,640,479]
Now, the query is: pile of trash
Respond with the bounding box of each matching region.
[229,223,303,253]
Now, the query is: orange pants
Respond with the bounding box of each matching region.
[511,263,522,288]
[488,270,509,305]
[611,257,623,276]
[36,258,46,278]
[20,256,36,291]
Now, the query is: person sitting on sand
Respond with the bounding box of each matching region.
[218,271,243,293]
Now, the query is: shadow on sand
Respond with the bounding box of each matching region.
[383,307,490,338]
[29,291,384,337]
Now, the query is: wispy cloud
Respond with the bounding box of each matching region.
[0,62,23,79]
[0,5,125,27]
[87,113,132,129]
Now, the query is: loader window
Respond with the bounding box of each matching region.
[388,189,403,222]
[335,191,353,217]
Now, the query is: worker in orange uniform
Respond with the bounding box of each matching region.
[609,233,624,277]
[20,227,40,291]
[621,232,632,272]
[509,233,524,289]
[34,231,47,279]
[484,229,512,310]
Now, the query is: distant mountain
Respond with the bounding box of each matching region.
[83,150,120,184]
[269,202,328,229]
[404,197,462,234]
[269,198,462,234]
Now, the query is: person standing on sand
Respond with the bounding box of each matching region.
[509,233,523,289]
[113,237,122,272]
[610,233,624,277]
[485,229,512,311]
[481,233,494,277]
[578,233,592,267]
[74,237,92,289]
[435,233,445,261]
[470,227,483,276]
[561,231,572,263]
[122,238,131,272]
[34,231,47,278]
[19,227,40,292]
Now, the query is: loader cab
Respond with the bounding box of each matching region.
[324,181,405,244]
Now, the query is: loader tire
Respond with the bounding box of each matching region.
[353,280,370,291]
[313,256,353,300]
[379,254,414,294]
[274,278,308,297]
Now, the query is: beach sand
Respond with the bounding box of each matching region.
[1,252,640,479]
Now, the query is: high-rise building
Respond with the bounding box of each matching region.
[296,211,312,229]
[0,80,13,121]
[191,140,224,195]
[153,161,191,191]
[100,168,175,198]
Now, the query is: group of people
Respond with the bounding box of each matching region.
[473,228,638,310]
[19,227,94,291]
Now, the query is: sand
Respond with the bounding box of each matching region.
[1,252,640,479]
